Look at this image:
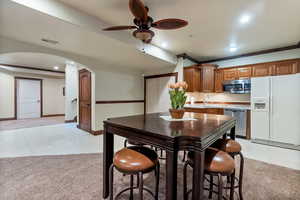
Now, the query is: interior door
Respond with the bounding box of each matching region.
[79,69,91,132]
[146,76,176,113]
[270,74,300,145]
[17,79,41,119]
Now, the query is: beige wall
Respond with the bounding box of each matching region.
[0,70,15,118]
[93,68,144,130]
[0,70,65,119]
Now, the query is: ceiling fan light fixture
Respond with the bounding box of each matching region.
[133,29,154,43]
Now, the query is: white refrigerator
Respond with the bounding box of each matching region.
[251,74,300,145]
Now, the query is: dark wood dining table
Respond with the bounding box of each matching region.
[102,112,236,200]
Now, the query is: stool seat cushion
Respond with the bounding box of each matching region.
[212,139,242,153]
[188,148,235,174]
[114,146,158,173]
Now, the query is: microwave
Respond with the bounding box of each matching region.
[223,79,251,94]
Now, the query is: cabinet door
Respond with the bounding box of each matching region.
[223,68,237,80]
[237,67,252,79]
[274,60,298,76]
[252,64,273,77]
[200,66,215,92]
[183,66,201,92]
[214,70,223,93]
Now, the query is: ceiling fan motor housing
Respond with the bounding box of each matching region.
[133,29,154,43]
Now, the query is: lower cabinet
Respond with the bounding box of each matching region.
[185,108,224,115]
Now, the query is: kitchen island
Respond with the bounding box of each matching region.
[185,103,251,139]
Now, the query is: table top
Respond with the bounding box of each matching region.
[104,112,235,142]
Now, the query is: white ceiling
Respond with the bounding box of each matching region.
[0,53,67,71]
[0,0,173,71]
[58,0,300,61]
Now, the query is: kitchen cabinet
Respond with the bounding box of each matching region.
[237,67,252,79]
[185,108,224,115]
[199,64,217,93]
[223,68,237,80]
[214,69,223,93]
[273,60,298,76]
[252,64,273,77]
[183,66,201,92]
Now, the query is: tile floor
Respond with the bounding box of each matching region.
[0,123,299,170]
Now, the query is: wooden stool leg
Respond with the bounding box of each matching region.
[230,169,235,200]
[138,172,144,200]
[209,175,213,199]
[218,174,223,200]
[155,163,160,200]
[129,175,134,200]
[239,152,245,200]
[109,164,114,200]
[183,162,188,200]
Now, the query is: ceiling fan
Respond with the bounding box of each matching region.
[103,0,188,43]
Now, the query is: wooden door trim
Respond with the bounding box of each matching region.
[78,69,92,132]
[144,72,178,114]
[96,100,144,104]
[14,77,43,119]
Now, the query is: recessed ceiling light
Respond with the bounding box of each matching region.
[53,66,60,70]
[240,15,251,24]
[161,42,167,48]
[229,47,237,52]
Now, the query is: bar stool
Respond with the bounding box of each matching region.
[109,146,160,200]
[212,139,244,200]
[183,147,235,200]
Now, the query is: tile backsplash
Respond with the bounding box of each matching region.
[187,92,250,103]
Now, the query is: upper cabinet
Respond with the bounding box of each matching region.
[183,66,201,92]
[214,69,223,93]
[237,67,252,79]
[183,59,300,93]
[273,60,298,76]
[252,64,273,77]
[199,64,217,93]
[223,68,237,80]
[183,64,217,93]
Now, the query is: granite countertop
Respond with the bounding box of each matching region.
[184,103,251,110]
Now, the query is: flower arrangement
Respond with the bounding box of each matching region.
[168,81,188,119]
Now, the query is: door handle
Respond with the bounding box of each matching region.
[86,103,91,106]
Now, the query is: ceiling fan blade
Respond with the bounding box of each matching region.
[129,0,148,22]
[152,18,188,30]
[103,26,137,31]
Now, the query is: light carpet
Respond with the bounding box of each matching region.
[0,153,299,200]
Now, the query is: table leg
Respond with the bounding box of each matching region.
[166,150,178,200]
[230,126,236,140]
[192,151,205,200]
[103,126,114,199]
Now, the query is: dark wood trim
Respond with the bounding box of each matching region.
[144,72,178,114]
[177,53,201,64]
[200,43,300,64]
[185,101,251,105]
[42,114,65,117]
[76,125,103,136]
[236,135,247,139]
[65,119,75,123]
[0,117,16,121]
[0,63,65,74]
[14,77,43,119]
[144,72,178,80]
[96,100,144,104]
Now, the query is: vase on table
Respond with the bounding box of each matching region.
[169,108,185,119]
